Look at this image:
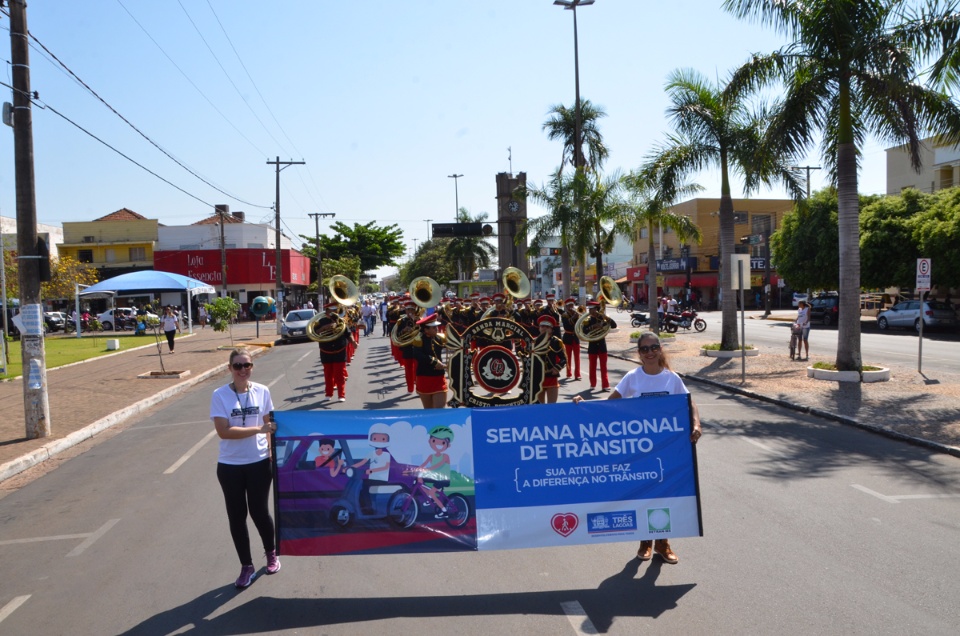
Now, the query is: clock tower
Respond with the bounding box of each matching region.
[495,171,528,276]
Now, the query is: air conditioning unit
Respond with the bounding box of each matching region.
[83,236,95,243]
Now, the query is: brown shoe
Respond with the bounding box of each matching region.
[654,539,679,564]
[636,540,653,561]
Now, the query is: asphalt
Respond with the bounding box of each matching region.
[0,311,956,485]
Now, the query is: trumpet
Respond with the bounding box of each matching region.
[574,275,622,342]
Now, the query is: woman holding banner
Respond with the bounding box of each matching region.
[210,349,280,588]
[574,331,701,564]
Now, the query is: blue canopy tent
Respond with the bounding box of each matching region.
[79,270,216,335]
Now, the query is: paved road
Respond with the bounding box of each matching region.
[0,333,958,634]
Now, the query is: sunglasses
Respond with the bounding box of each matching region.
[638,344,661,354]
[231,362,253,370]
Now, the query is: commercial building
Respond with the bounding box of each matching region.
[886,137,960,194]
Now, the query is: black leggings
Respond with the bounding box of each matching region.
[216,459,275,566]
[165,329,176,351]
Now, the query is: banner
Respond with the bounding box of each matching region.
[273,396,701,556]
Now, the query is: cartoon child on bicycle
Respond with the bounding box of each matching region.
[314,437,345,478]
[407,425,454,519]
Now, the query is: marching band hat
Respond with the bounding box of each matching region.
[417,315,441,327]
[546,293,556,300]
[587,300,600,307]
[492,293,505,302]
[565,297,577,305]
[537,315,558,327]
[479,296,491,303]
[533,299,544,305]
[470,291,480,298]
[404,300,417,308]
[324,301,339,310]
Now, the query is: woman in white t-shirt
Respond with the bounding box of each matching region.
[793,299,810,360]
[575,331,702,565]
[210,349,279,589]
[160,306,181,353]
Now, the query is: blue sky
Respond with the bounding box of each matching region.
[0,1,892,279]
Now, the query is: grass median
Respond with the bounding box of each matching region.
[0,333,171,380]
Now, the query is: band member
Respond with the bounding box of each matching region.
[396,300,420,393]
[481,293,518,350]
[317,302,349,402]
[561,298,582,381]
[414,315,447,409]
[583,300,617,391]
[448,297,469,334]
[542,293,561,323]
[534,315,567,404]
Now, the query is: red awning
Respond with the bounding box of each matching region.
[664,273,719,287]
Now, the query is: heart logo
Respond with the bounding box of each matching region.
[551,513,579,537]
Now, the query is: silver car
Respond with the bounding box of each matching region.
[280,309,317,342]
[876,300,958,332]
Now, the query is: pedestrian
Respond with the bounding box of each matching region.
[379,299,390,336]
[198,304,208,330]
[361,299,375,337]
[792,299,810,361]
[161,306,181,353]
[573,331,702,563]
[210,349,280,588]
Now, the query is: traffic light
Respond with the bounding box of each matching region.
[432,222,494,237]
[37,237,51,282]
[548,248,561,255]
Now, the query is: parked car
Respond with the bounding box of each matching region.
[791,292,808,307]
[809,293,840,326]
[280,309,317,342]
[98,307,158,331]
[44,311,66,332]
[876,300,958,332]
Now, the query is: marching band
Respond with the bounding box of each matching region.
[305,272,624,409]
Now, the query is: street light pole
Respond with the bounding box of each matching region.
[266,157,305,331]
[448,174,463,220]
[424,219,432,243]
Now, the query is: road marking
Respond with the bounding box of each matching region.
[136,419,211,430]
[741,437,779,453]
[560,600,599,635]
[67,518,120,557]
[164,429,218,474]
[851,484,960,503]
[0,533,90,545]
[267,375,285,389]
[297,350,313,363]
[0,595,30,625]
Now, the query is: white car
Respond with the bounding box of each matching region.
[280,309,317,342]
[98,308,158,330]
[791,292,808,307]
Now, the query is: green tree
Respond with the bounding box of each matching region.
[445,208,496,280]
[317,255,361,292]
[725,0,960,370]
[542,99,609,173]
[622,165,704,333]
[914,187,960,287]
[301,221,405,276]
[651,68,802,349]
[516,170,578,299]
[772,189,842,291]
[859,189,924,289]
[41,256,99,302]
[402,238,458,288]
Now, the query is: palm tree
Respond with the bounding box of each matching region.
[516,170,576,298]
[653,68,803,350]
[724,0,960,371]
[542,99,609,173]
[445,208,496,280]
[621,166,705,333]
[574,170,630,288]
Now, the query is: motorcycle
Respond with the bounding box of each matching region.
[630,312,649,328]
[662,309,707,333]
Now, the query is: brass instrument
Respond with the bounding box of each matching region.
[482,267,530,319]
[574,275,622,342]
[391,277,440,347]
[306,276,359,343]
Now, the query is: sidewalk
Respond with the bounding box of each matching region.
[603,309,960,457]
[0,323,274,483]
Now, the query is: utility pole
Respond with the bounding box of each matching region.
[266,157,304,331]
[792,165,822,199]
[10,0,50,438]
[215,204,229,298]
[447,174,463,221]
[308,212,335,307]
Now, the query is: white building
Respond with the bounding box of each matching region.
[886,137,960,194]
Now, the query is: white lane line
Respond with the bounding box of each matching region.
[0,596,30,625]
[742,437,777,453]
[136,419,212,430]
[67,518,120,557]
[164,429,218,474]
[560,600,599,635]
[297,350,313,363]
[852,484,960,503]
[0,533,90,546]
[267,375,285,389]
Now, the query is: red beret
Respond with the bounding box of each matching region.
[417,315,441,327]
[587,300,600,307]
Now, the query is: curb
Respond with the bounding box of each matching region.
[0,347,267,484]
[608,352,960,460]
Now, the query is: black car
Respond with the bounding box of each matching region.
[44,311,66,332]
[809,293,839,326]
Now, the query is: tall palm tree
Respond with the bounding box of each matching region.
[445,208,496,280]
[654,68,803,350]
[516,170,576,298]
[542,99,609,173]
[724,0,960,371]
[574,170,630,287]
[621,166,705,333]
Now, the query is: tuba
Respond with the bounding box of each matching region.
[574,275,622,342]
[482,267,530,319]
[307,275,359,343]
[391,277,440,347]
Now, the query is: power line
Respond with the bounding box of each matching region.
[21,23,271,209]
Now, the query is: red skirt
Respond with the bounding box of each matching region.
[416,374,448,395]
[541,376,559,389]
